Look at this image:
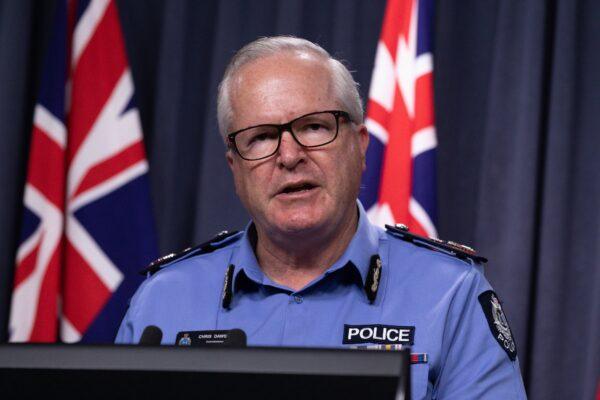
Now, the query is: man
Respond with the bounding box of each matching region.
[117,36,527,399]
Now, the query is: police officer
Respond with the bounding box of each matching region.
[117,36,527,399]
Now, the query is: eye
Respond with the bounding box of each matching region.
[246,129,278,146]
[307,123,325,131]
[299,122,329,133]
[250,133,269,143]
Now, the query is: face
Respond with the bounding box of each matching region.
[226,52,369,241]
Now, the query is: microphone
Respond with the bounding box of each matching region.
[175,329,247,347]
[139,325,163,345]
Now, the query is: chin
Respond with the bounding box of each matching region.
[271,207,328,234]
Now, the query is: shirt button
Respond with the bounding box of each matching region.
[293,295,303,304]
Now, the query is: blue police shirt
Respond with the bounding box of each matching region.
[116,202,527,399]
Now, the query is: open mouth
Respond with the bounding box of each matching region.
[279,182,317,195]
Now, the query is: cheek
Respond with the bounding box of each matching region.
[232,165,268,207]
[330,147,364,195]
[232,166,251,203]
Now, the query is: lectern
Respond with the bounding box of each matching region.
[0,344,410,399]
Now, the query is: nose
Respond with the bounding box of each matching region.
[276,130,305,169]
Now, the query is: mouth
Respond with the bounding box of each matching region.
[276,181,319,196]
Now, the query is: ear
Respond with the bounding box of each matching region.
[226,150,235,171]
[357,124,369,171]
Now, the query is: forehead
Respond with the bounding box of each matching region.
[229,52,339,129]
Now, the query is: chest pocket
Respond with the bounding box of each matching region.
[410,364,431,400]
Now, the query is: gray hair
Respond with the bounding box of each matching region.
[217,36,364,139]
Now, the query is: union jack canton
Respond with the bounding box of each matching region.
[9,0,158,343]
[360,0,438,238]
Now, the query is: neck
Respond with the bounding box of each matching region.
[255,207,359,292]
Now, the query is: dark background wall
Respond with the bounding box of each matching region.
[0,1,598,398]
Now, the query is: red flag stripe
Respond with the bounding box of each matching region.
[14,237,42,288]
[378,87,413,223]
[27,127,66,211]
[379,0,413,59]
[72,140,146,198]
[367,99,393,130]
[414,73,435,133]
[68,1,127,164]
[62,241,112,334]
[28,246,62,342]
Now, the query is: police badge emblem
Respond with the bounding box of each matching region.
[178,333,192,346]
[478,290,517,361]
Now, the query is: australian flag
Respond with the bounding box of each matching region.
[9,0,158,343]
[360,0,438,238]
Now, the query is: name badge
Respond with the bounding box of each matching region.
[176,329,245,347]
[343,324,415,345]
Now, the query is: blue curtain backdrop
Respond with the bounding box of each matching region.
[0,1,598,398]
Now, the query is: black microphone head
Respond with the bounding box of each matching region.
[139,325,163,345]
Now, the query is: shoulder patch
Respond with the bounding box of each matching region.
[140,230,242,276]
[385,224,487,263]
[478,290,517,361]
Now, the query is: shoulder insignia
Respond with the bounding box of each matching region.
[385,224,487,263]
[140,230,242,276]
[478,290,517,360]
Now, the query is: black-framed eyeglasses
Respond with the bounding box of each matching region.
[227,110,352,161]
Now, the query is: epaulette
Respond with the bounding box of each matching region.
[385,224,488,264]
[140,230,242,276]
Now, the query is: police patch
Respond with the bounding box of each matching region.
[478,290,517,361]
[343,324,415,345]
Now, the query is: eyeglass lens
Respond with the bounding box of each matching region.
[234,112,338,160]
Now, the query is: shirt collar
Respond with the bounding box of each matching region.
[230,200,380,291]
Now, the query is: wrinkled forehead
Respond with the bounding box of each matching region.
[230,51,335,97]
[228,52,339,128]
[233,49,329,78]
